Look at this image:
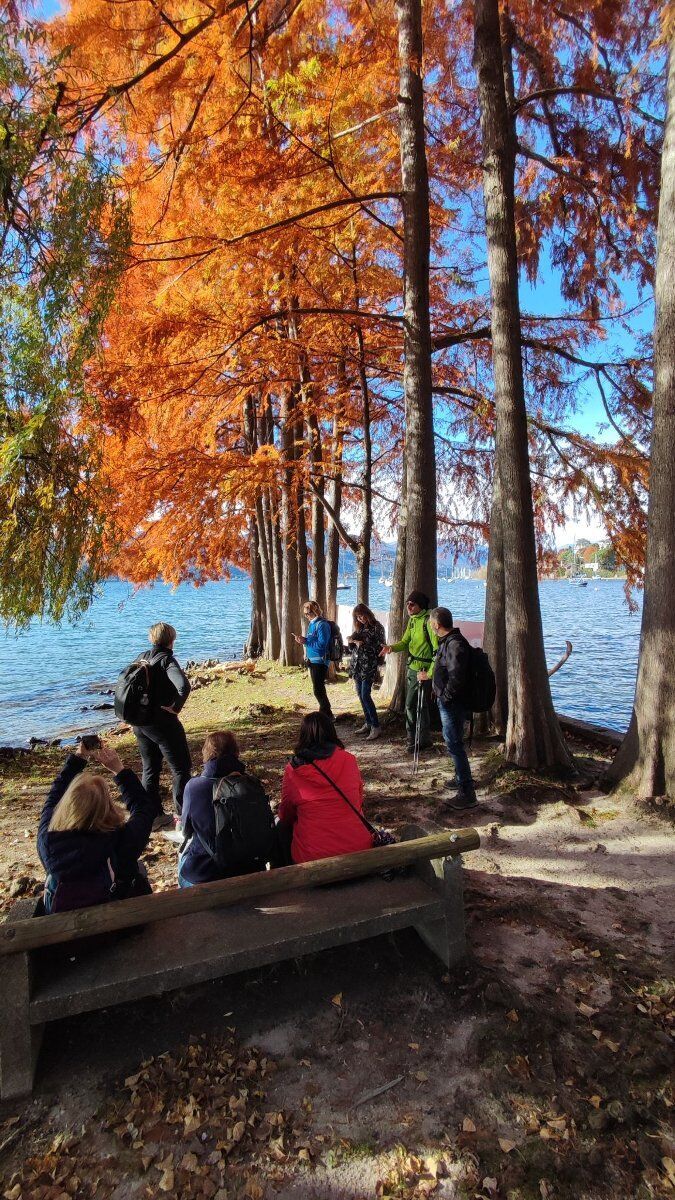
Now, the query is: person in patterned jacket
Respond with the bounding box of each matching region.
[347,603,386,741]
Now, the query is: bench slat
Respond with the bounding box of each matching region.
[1,829,480,957]
[29,875,443,1022]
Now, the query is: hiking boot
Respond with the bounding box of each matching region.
[152,811,174,831]
[355,722,371,735]
[406,740,432,754]
[366,726,382,740]
[443,785,478,812]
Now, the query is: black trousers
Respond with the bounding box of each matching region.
[133,712,192,816]
[308,662,333,718]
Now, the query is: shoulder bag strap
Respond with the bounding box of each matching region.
[305,759,377,837]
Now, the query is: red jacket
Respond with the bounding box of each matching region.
[279,747,373,864]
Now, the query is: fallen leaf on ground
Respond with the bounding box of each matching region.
[462,1117,476,1133]
[506,1009,519,1023]
[577,1002,597,1018]
[498,1138,517,1153]
[331,993,343,1008]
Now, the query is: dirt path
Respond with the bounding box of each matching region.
[1,666,673,1200]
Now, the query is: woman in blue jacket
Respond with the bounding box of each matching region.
[293,600,333,719]
[37,741,154,913]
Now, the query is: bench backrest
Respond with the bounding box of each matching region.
[1,829,479,957]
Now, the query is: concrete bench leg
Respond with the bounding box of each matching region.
[413,855,467,969]
[1,949,43,1100]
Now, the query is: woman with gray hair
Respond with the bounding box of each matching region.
[131,622,192,828]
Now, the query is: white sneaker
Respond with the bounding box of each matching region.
[355,723,371,735]
[366,727,382,740]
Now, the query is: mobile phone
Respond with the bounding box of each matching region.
[80,734,102,750]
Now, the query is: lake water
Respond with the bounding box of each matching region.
[0,575,641,745]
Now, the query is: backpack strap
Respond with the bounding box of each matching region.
[304,759,377,838]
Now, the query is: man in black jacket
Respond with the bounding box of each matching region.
[132,622,192,827]
[419,607,477,811]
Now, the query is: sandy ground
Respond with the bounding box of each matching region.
[0,663,673,1200]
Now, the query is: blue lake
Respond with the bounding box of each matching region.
[0,575,641,745]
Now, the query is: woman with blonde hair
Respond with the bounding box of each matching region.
[37,740,155,913]
[293,601,334,719]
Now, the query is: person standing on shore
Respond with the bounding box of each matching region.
[132,622,192,828]
[348,603,385,740]
[419,606,477,811]
[381,591,438,752]
[293,601,334,720]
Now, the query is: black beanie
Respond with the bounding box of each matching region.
[406,590,429,609]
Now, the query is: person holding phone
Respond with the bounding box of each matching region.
[293,602,334,719]
[37,738,155,913]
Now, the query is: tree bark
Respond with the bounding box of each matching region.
[383,448,408,712]
[244,394,279,658]
[307,412,327,610]
[604,42,675,800]
[395,0,437,609]
[279,386,303,666]
[351,244,373,605]
[325,413,343,622]
[482,462,508,734]
[246,517,265,658]
[474,0,573,771]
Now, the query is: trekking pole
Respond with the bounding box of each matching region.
[412,679,424,777]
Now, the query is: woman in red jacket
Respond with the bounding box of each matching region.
[278,713,373,864]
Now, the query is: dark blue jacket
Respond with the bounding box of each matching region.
[37,754,154,885]
[180,752,250,884]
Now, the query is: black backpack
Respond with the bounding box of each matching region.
[114,656,155,724]
[466,645,497,713]
[199,774,276,871]
[326,620,344,663]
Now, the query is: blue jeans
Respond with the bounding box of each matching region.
[178,846,194,888]
[437,698,473,788]
[355,676,379,728]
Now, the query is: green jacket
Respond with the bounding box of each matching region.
[390,610,438,668]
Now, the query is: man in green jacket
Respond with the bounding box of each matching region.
[381,590,438,751]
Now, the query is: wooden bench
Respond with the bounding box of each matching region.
[0,826,479,1100]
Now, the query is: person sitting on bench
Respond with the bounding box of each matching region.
[178,731,275,886]
[37,741,154,913]
[277,713,373,864]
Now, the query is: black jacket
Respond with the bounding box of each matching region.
[37,754,154,884]
[432,629,471,706]
[143,646,191,715]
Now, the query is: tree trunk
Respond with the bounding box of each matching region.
[351,244,373,606]
[246,517,266,658]
[296,476,310,610]
[604,42,675,800]
[482,462,508,734]
[279,387,303,666]
[256,493,280,658]
[474,0,572,771]
[395,0,437,608]
[244,394,279,659]
[325,414,343,622]
[383,449,408,712]
[307,412,327,610]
